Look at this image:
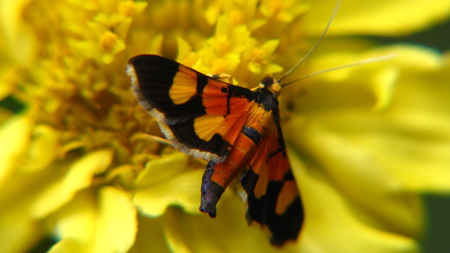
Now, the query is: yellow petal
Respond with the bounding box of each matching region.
[50,187,137,253]
[20,124,60,172]
[134,152,188,187]
[0,0,37,64]
[162,191,282,253]
[282,46,450,247]
[90,187,137,253]
[265,63,283,76]
[49,190,96,252]
[133,153,202,215]
[118,1,148,18]
[0,68,19,100]
[368,47,450,192]
[308,48,399,111]
[287,118,423,237]
[133,169,203,216]
[0,205,42,253]
[287,150,419,253]
[126,30,163,56]
[0,112,32,185]
[304,0,450,36]
[48,239,83,253]
[128,214,172,253]
[31,149,114,218]
[299,45,450,193]
[261,39,280,56]
[177,37,193,62]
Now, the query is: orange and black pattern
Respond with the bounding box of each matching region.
[127,54,303,246]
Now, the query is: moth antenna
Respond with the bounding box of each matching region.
[277,0,341,83]
[280,53,396,87]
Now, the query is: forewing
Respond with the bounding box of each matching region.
[127,54,255,162]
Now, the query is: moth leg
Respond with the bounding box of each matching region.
[132,133,172,145]
[207,73,233,84]
[200,161,225,218]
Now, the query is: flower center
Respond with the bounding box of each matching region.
[101,31,118,52]
[118,1,136,17]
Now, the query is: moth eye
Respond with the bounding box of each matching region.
[221,87,228,93]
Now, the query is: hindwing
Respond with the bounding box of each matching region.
[241,121,304,246]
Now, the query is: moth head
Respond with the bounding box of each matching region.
[259,76,281,95]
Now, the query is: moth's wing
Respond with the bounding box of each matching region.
[127,54,255,162]
[240,122,304,246]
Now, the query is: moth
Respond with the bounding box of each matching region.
[126,0,391,247]
[127,54,302,246]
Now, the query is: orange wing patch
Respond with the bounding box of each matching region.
[127,55,254,162]
[169,66,198,104]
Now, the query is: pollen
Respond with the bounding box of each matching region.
[230,10,244,26]
[101,31,118,52]
[250,48,266,64]
[263,0,282,16]
[215,36,230,56]
[212,58,229,74]
[118,1,136,17]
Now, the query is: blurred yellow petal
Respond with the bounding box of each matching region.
[305,0,450,36]
[298,46,450,193]
[0,68,19,100]
[0,112,32,185]
[284,46,450,252]
[368,47,450,192]
[261,39,280,56]
[134,153,188,187]
[126,30,163,56]
[0,205,42,253]
[287,119,423,236]
[162,192,281,253]
[31,149,114,218]
[288,151,418,253]
[50,190,95,252]
[50,187,137,253]
[128,214,172,253]
[91,187,137,253]
[20,124,60,172]
[308,49,399,111]
[176,37,194,63]
[100,31,126,64]
[48,239,83,253]
[134,153,203,216]
[134,169,203,216]
[0,0,37,64]
[117,1,148,18]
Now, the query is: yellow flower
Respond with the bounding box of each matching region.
[0,0,450,253]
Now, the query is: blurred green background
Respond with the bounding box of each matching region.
[371,18,450,52]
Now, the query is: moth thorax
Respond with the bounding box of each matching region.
[260,76,281,95]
